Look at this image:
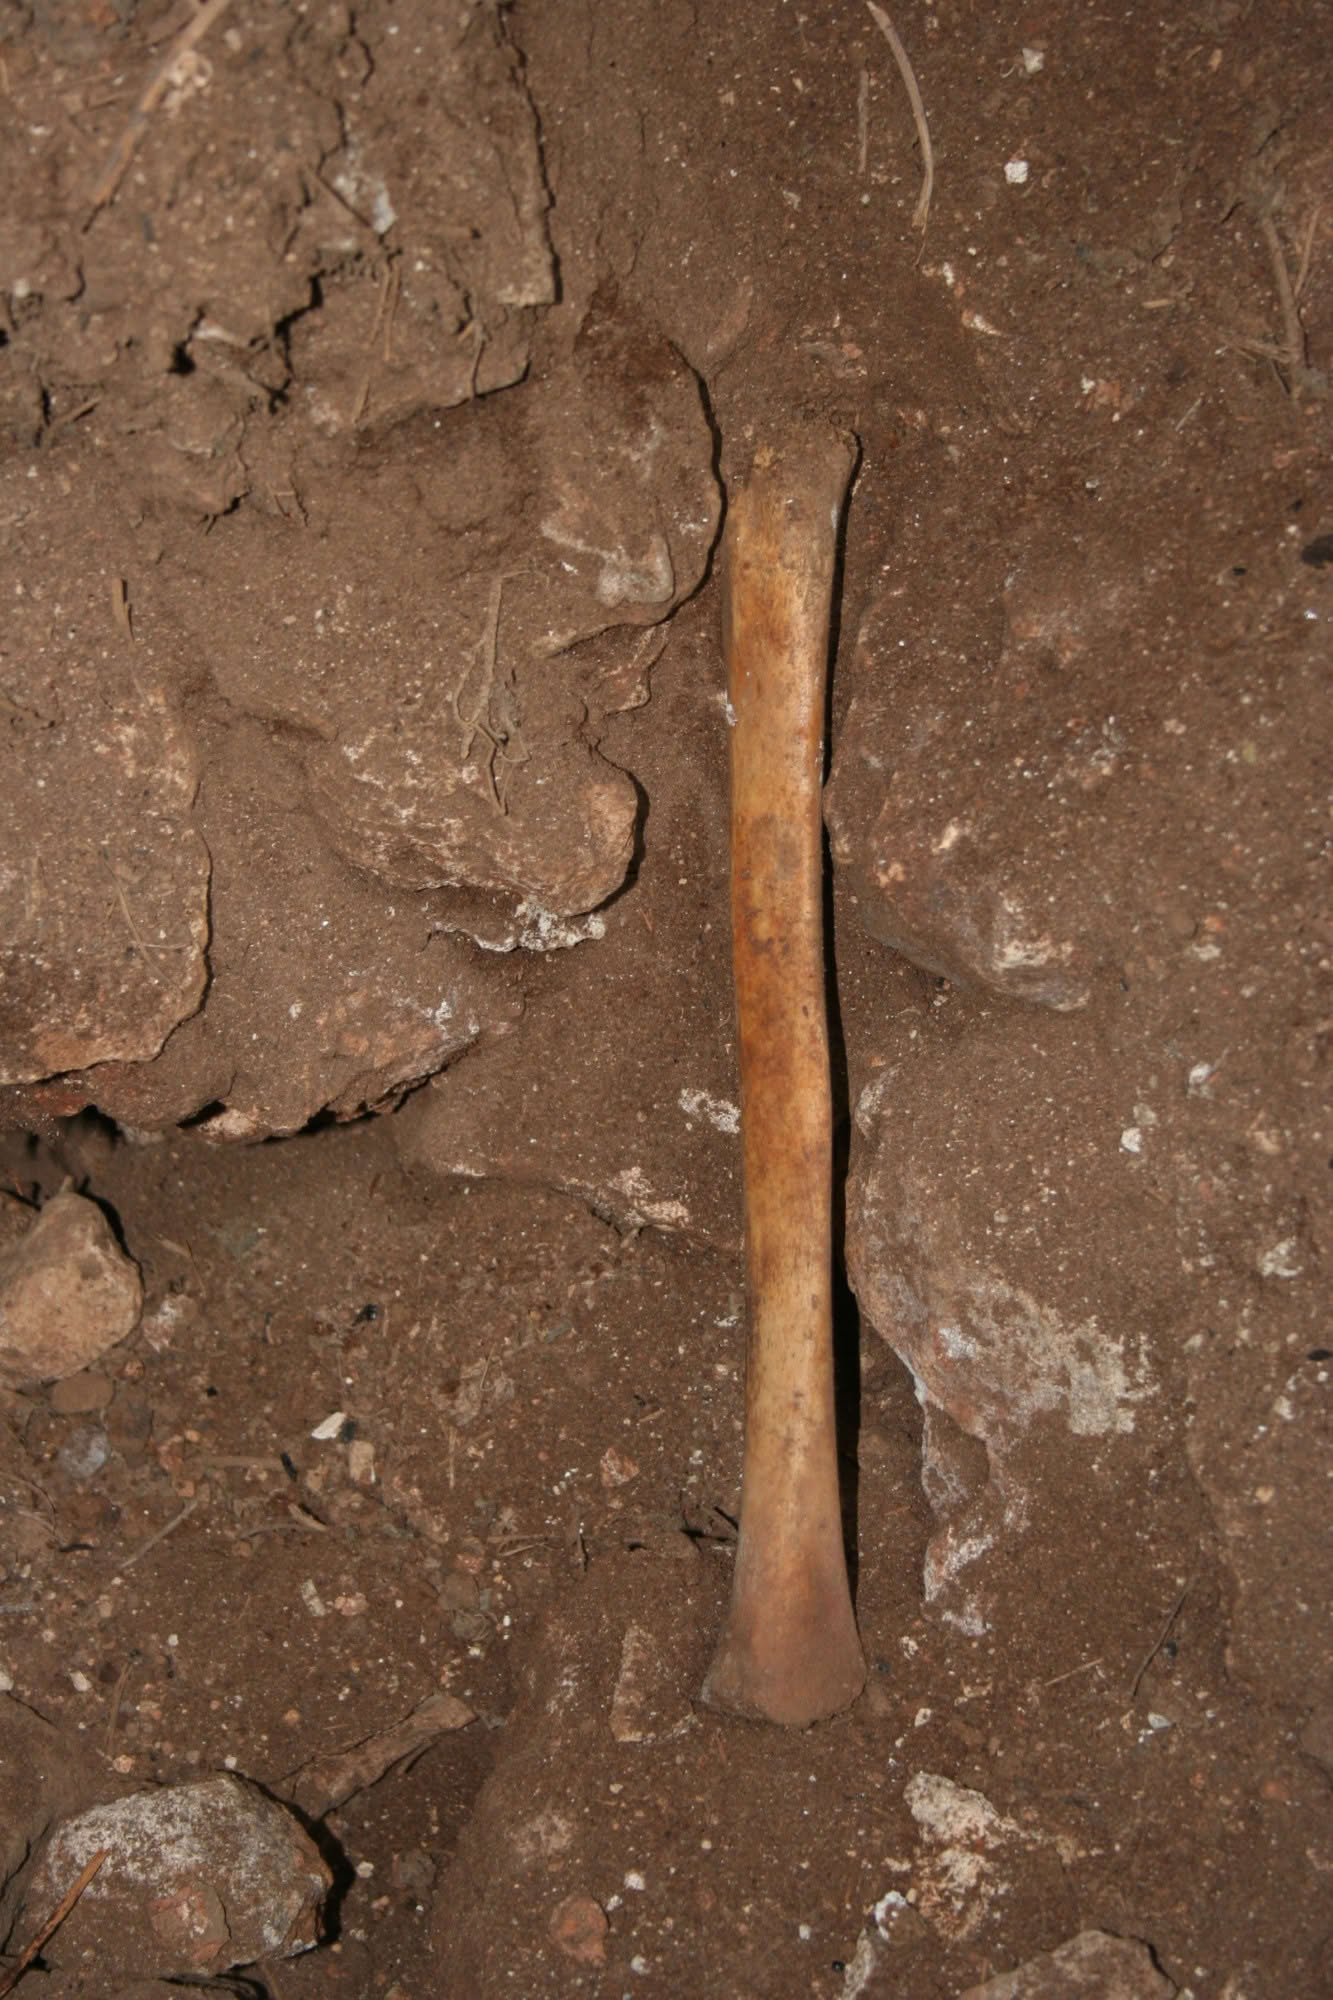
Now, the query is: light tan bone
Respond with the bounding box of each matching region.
[701,425,866,1727]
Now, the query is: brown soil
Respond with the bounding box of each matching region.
[0,2,1329,1997]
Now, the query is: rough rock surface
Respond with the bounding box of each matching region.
[847,966,1327,1698]
[848,1006,1183,1643]
[898,1772,1070,1947]
[296,302,718,911]
[78,712,525,1140]
[0,311,716,1140]
[0,1190,142,1388]
[392,596,740,1241]
[0,0,717,1146]
[958,1928,1178,1999]
[826,519,1327,1014]
[1,0,552,489]
[285,0,555,428]
[21,1773,331,1978]
[0,523,210,1086]
[840,500,1328,1693]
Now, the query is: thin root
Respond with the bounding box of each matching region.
[1260,211,1308,379]
[1126,1575,1193,1702]
[0,1848,109,1996]
[453,573,530,815]
[118,1495,200,1572]
[348,254,402,428]
[85,0,236,224]
[1223,202,1326,398]
[866,1,934,233]
[97,847,195,957]
[856,67,870,178]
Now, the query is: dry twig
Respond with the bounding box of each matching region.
[0,1849,108,1996]
[856,67,870,178]
[1261,212,1308,377]
[1126,1575,1193,1702]
[85,0,235,223]
[866,1,934,231]
[117,1494,200,1571]
[1222,201,1326,398]
[348,255,402,428]
[96,847,195,957]
[104,1649,139,1759]
[110,577,134,644]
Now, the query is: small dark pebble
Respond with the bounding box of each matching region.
[1299,533,1333,567]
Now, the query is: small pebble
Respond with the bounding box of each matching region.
[599,1446,640,1489]
[49,1372,114,1415]
[550,1894,608,1966]
[57,1426,111,1482]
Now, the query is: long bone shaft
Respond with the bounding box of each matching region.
[702,427,866,1727]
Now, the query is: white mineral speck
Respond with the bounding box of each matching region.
[1257,1238,1301,1279]
[678,1087,740,1134]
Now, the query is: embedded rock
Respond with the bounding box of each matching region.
[847,1004,1179,1644]
[0,1190,142,1388]
[77,718,524,1140]
[299,303,719,918]
[395,899,740,1248]
[0,508,210,1088]
[958,1928,1177,1999]
[825,525,1263,1012]
[840,505,1327,1676]
[21,1775,330,1980]
[288,0,555,428]
[903,1772,1067,1946]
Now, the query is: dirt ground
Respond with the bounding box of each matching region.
[0,1,1329,1996]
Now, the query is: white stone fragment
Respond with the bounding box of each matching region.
[22,1775,330,1978]
[678,1087,740,1134]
